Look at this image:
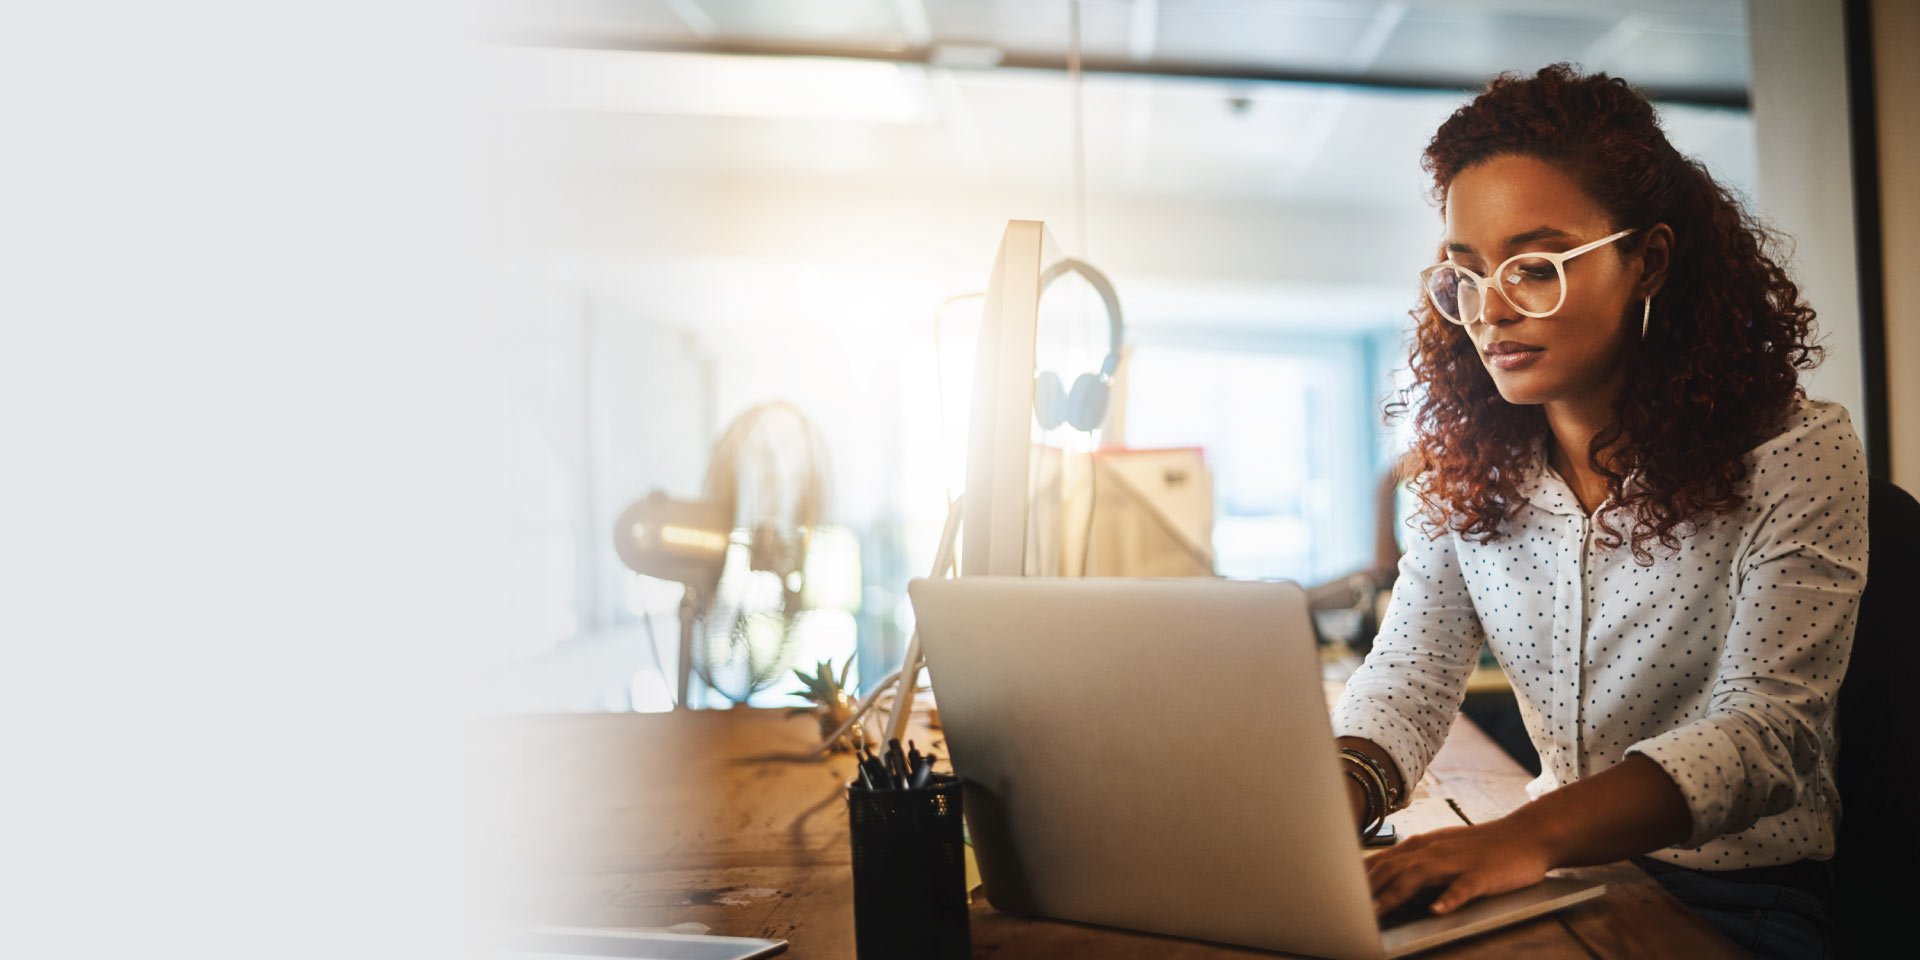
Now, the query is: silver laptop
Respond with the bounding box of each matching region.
[907,576,1602,960]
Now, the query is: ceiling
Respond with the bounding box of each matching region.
[493,0,1757,210]
[491,0,1750,99]
[488,0,1759,313]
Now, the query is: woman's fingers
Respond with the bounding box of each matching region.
[1374,861,1453,916]
[1430,873,1483,914]
[1365,839,1429,892]
[1364,821,1549,917]
[1365,831,1440,884]
[1366,854,1408,895]
[1363,831,1429,878]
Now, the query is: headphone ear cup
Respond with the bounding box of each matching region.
[1065,373,1109,432]
[1033,370,1068,430]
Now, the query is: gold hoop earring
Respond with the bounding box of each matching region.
[1641,296,1653,339]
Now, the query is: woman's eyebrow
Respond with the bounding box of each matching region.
[1506,225,1575,247]
[1446,225,1575,255]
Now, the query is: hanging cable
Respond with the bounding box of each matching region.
[1068,0,1088,260]
[1068,0,1099,578]
[1080,446,1098,575]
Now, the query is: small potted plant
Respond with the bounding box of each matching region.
[791,653,858,753]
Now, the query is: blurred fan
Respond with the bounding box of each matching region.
[615,401,830,707]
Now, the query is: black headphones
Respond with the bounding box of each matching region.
[1032,257,1125,432]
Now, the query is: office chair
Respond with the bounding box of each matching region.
[1831,474,1920,955]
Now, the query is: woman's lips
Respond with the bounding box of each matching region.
[1487,347,1545,370]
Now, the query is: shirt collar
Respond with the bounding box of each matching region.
[1516,435,1615,518]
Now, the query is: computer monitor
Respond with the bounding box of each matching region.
[962,219,1061,578]
[887,220,1125,740]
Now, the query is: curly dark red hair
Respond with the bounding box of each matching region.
[1389,63,1823,564]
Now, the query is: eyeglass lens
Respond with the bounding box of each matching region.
[1427,256,1561,323]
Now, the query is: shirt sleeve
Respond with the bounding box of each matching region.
[1329,520,1486,797]
[1624,404,1869,848]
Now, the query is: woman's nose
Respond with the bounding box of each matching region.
[1476,290,1523,326]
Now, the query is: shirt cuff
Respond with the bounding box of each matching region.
[1623,722,1743,848]
[1328,698,1430,804]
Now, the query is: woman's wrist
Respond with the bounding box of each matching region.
[1344,775,1370,827]
[1497,754,1693,870]
[1334,737,1407,808]
[1340,747,1403,814]
[1497,802,1576,869]
[1343,770,1379,832]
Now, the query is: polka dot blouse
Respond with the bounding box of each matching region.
[1330,396,1869,870]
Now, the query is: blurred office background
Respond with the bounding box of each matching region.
[477,0,1865,716]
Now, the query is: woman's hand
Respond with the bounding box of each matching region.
[1365,818,1554,916]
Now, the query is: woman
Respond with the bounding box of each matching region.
[1329,64,1866,959]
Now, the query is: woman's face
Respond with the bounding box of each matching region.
[1441,154,1648,408]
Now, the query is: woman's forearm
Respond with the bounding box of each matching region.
[1502,753,1692,867]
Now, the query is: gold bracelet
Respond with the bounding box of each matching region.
[1340,753,1388,838]
[1339,747,1404,813]
[1341,766,1382,836]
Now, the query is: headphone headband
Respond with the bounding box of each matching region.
[1038,257,1124,378]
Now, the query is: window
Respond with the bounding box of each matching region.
[1123,335,1380,584]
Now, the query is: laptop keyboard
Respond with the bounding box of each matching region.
[1378,885,1446,930]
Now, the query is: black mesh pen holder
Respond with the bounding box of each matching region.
[847,773,971,960]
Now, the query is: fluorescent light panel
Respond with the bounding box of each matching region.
[504,47,928,123]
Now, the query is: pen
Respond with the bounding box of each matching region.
[854,744,882,792]
[860,747,889,790]
[905,743,924,789]
[887,739,910,790]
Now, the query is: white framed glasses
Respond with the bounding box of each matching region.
[1420,227,1637,326]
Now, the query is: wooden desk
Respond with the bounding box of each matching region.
[485,699,1741,958]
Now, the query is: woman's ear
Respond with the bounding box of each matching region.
[1637,223,1674,298]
